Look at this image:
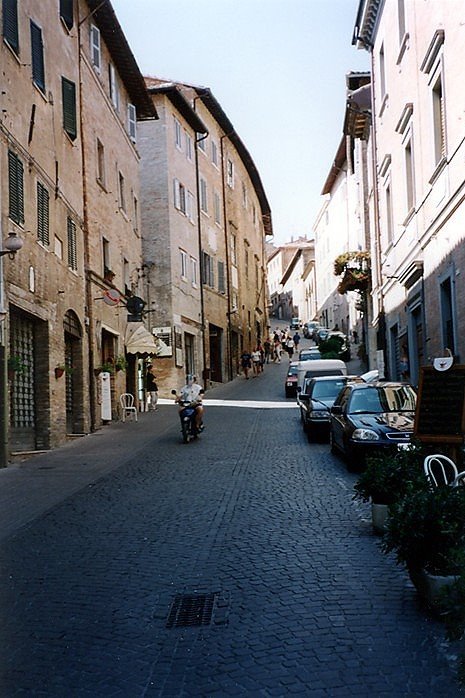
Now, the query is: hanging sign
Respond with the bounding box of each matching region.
[152,326,173,357]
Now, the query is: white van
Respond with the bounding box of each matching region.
[296,359,347,390]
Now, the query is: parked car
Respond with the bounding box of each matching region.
[315,328,331,344]
[297,358,347,390]
[303,321,320,339]
[284,362,299,397]
[290,317,301,330]
[329,382,417,471]
[298,375,361,441]
[298,347,322,361]
[319,331,351,361]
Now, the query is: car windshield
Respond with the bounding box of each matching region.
[312,380,346,400]
[287,366,298,376]
[300,351,321,360]
[348,385,416,414]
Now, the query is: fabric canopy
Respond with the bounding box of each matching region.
[125,323,158,355]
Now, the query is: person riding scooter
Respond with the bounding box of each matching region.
[174,375,204,432]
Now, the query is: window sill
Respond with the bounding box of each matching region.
[379,93,389,118]
[402,206,416,227]
[428,156,447,185]
[97,178,107,192]
[396,32,410,65]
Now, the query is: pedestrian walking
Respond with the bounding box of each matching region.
[251,347,261,375]
[273,338,282,363]
[285,335,294,360]
[145,364,158,411]
[293,331,301,352]
[264,338,272,364]
[240,349,252,379]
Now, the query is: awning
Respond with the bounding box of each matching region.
[125,323,158,355]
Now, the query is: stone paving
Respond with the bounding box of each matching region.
[0,346,462,696]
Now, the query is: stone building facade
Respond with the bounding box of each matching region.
[0,0,155,461]
[139,80,272,392]
[354,0,465,384]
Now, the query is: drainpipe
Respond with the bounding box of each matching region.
[220,133,234,380]
[77,10,97,431]
[193,127,208,387]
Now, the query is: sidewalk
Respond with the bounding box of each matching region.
[0,408,175,543]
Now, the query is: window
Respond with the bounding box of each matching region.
[404,135,415,213]
[180,249,188,279]
[60,0,73,30]
[123,258,130,295]
[218,261,225,294]
[174,116,182,149]
[191,257,197,286]
[230,234,237,265]
[30,21,45,92]
[187,191,195,222]
[90,24,101,71]
[432,72,445,165]
[398,0,405,42]
[185,132,193,161]
[198,135,207,153]
[133,196,138,231]
[67,217,77,270]
[127,104,137,143]
[118,172,126,212]
[385,182,394,244]
[97,139,105,185]
[8,150,24,224]
[102,237,110,276]
[245,249,249,278]
[440,273,456,355]
[211,140,218,166]
[109,63,119,111]
[252,204,256,226]
[242,181,248,209]
[214,190,221,224]
[3,0,19,54]
[202,251,214,286]
[62,77,77,140]
[173,179,186,214]
[200,177,208,213]
[37,181,49,246]
[379,44,386,101]
[227,159,234,188]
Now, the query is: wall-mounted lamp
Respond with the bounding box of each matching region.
[0,232,24,259]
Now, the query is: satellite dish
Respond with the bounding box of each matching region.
[103,289,120,307]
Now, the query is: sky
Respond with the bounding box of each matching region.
[111,0,369,245]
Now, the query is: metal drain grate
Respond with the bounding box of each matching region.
[166,593,215,628]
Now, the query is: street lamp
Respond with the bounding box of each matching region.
[1,230,24,468]
[0,231,24,260]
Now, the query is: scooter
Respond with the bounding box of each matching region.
[171,390,204,443]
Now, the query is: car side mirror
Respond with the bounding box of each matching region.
[330,405,342,415]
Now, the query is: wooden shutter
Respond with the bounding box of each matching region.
[3,0,19,54]
[62,78,77,140]
[30,21,45,92]
[67,217,77,270]
[127,104,137,142]
[59,0,73,30]
[37,182,50,245]
[8,150,24,224]
[90,24,100,70]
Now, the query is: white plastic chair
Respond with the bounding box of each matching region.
[423,454,465,488]
[119,393,138,422]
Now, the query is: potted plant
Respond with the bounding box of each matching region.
[95,361,114,376]
[7,355,27,380]
[54,364,74,379]
[382,485,465,606]
[114,355,127,372]
[353,444,427,534]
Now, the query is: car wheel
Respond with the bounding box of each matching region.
[343,439,359,472]
[307,426,314,443]
[300,407,305,423]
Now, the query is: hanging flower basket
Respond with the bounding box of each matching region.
[337,269,370,294]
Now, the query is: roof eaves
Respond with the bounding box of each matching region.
[86,0,157,120]
[146,83,207,134]
[193,87,273,236]
[321,137,347,195]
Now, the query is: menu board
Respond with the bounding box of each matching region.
[414,365,465,443]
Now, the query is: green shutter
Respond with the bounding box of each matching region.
[8,150,24,225]
[30,21,45,92]
[62,78,77,140]
[67,217,77,270]
[59,0,73,30]
[37,182,49,246]
[3,0,19,54]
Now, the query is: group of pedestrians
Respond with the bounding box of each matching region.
[240,327,301,378]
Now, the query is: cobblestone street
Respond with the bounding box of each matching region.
[0,353,462,697]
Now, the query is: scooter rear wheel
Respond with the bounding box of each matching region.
[181,422,190,443]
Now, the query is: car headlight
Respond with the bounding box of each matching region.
[309,409,328,420]
[352,428,380,441]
